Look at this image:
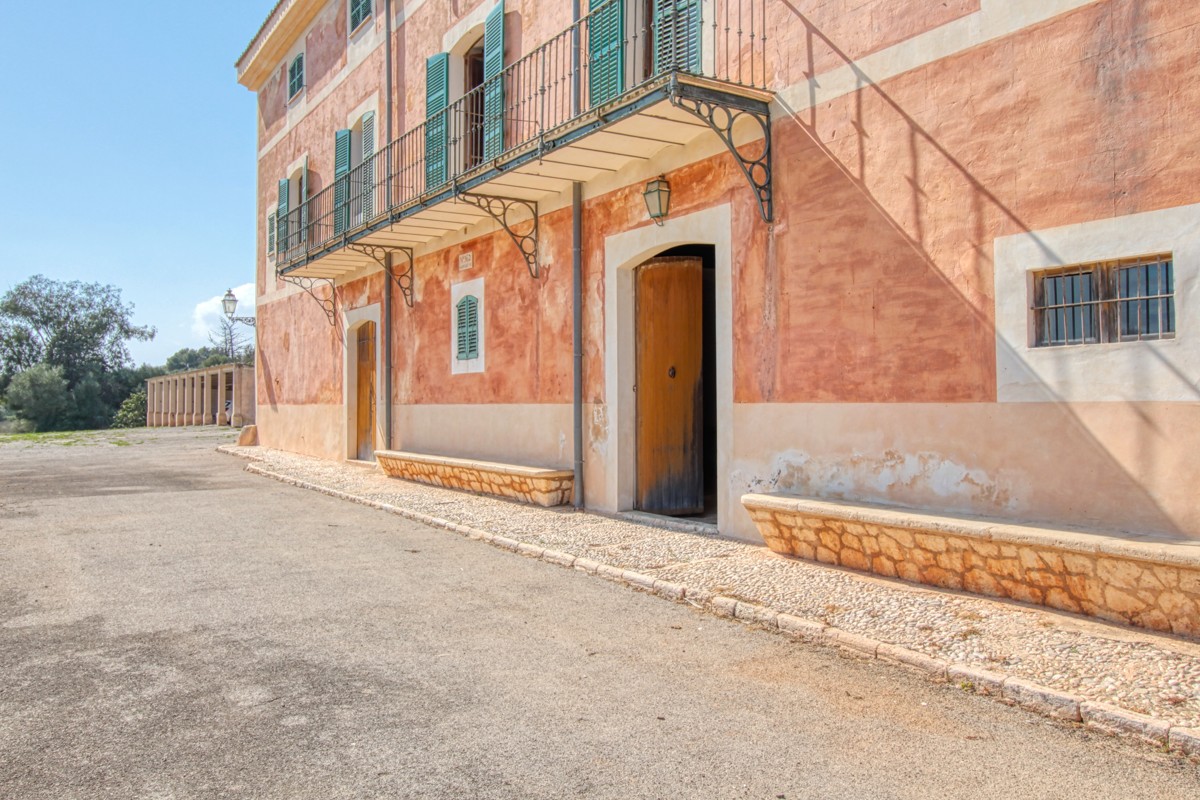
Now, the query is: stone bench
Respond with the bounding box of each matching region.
[741,493,1200,637]
[376,450,573,508]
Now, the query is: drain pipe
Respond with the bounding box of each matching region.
[571,0,584,509]
[572,182,584,509]
[381,0,395,450]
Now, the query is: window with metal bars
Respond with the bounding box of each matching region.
[350,0,372,32]
[456,295,480,360]
[1032,255,1175,347]
[288,54,305,99]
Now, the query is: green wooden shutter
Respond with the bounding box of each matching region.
[334,129,352,236]
[653,0,701,74]
[456,295,479,360]
[277,179,290,254]
[588,0,625,107]
[300,156,309,244]
[361,111,376,219]
[425,53,450,189]
[268,212,277,255]
[482,1,505,160]
[289,54,305,97]
[350,0,372,30]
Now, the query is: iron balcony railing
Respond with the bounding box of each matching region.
[276,0,769,268]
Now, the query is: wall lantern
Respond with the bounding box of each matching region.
[643,176,672,226]
[222,289,257,327]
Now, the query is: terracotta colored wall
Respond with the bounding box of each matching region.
[389,209,574,406]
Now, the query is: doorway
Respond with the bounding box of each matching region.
[634,245,717,520]
[355,322,377,461]
[464,37,485,170]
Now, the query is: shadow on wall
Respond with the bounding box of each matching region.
[757,2,1193,537]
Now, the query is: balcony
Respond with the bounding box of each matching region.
[274,0,773,298]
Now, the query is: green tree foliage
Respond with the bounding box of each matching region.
[166,346,228,372]
[0,276,156,431]
[111,388,148,429]
[4,364,71,432]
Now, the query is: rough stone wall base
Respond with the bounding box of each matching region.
[742,494,1200,637]
[376,450,573,507]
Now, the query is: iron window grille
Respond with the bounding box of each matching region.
[350,0,372,32]
[1032,255,1175,347]
[288,54,305,99]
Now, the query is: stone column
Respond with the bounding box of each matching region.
[159,378,167,426]
[174,377,183,427]
[191,374,201,425]
[165,378,174,426]
[217,369,229,426]
[145,381,154,427]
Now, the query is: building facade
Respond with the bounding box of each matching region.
[236,1,1198,558]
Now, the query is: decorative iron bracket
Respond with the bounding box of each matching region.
[457,192,540,278]
[279,274,338,326]
[347,243,415,308]
[670,88,773,223]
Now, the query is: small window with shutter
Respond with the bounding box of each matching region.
[288,54,305,99]
[350,0,372,32]
[456,295,480,361]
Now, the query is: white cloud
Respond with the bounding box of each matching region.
[192,283,256,342]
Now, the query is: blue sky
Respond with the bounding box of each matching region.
[0,2,272,365]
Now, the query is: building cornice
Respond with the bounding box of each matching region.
[236,0,327,91]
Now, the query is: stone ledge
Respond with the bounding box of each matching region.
[742,493,1200,637]
[376,449,573,507]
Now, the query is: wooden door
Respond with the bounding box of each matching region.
[636,257,703,515]
[356,323,376,461]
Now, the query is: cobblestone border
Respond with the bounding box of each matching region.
[225,451,1200,760]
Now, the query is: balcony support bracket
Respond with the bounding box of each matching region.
[279,274,338,326]
[458,193,540,279]
[347,243,415,308]
[670,84,774,223]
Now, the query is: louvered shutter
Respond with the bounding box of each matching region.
[268,212,277,255]
[300,156,310,244]
[456,296,479,360]
[425,53,450,189]
[653,0,701,74]
[277,179,290,256]
[482,1,505,160]
[334,129,352,236]
[360,111,376,220]
[588,0,625,107]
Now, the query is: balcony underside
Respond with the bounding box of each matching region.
[279,73,772,280]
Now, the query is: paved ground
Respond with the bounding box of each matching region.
[1,428,1198,799]
[226,440,1200,731]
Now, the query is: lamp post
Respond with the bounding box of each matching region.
[222,289,256,327]
[643,175,672,226]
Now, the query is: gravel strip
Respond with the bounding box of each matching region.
[222,444,1200,730]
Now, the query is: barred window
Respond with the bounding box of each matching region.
[1032,255,1175,347]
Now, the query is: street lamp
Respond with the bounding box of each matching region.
[643,175,672,226]
[222,289,256,327]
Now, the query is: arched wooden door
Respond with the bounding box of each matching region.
[635,256,704,515]
[356,322,376,461]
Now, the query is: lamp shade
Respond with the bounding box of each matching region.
[643,176,671,224]
[222,289,238,318]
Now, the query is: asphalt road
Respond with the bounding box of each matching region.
[1,428,1197,799]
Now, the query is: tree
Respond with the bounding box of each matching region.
[111,389,147,429]
[208,318,254,363]
[0,276,155,431]
[165,346,227,372]
[4,364,71,431]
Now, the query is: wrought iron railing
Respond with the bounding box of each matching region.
[277,0,769,268]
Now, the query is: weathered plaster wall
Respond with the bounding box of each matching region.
[248,0,1200,541]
